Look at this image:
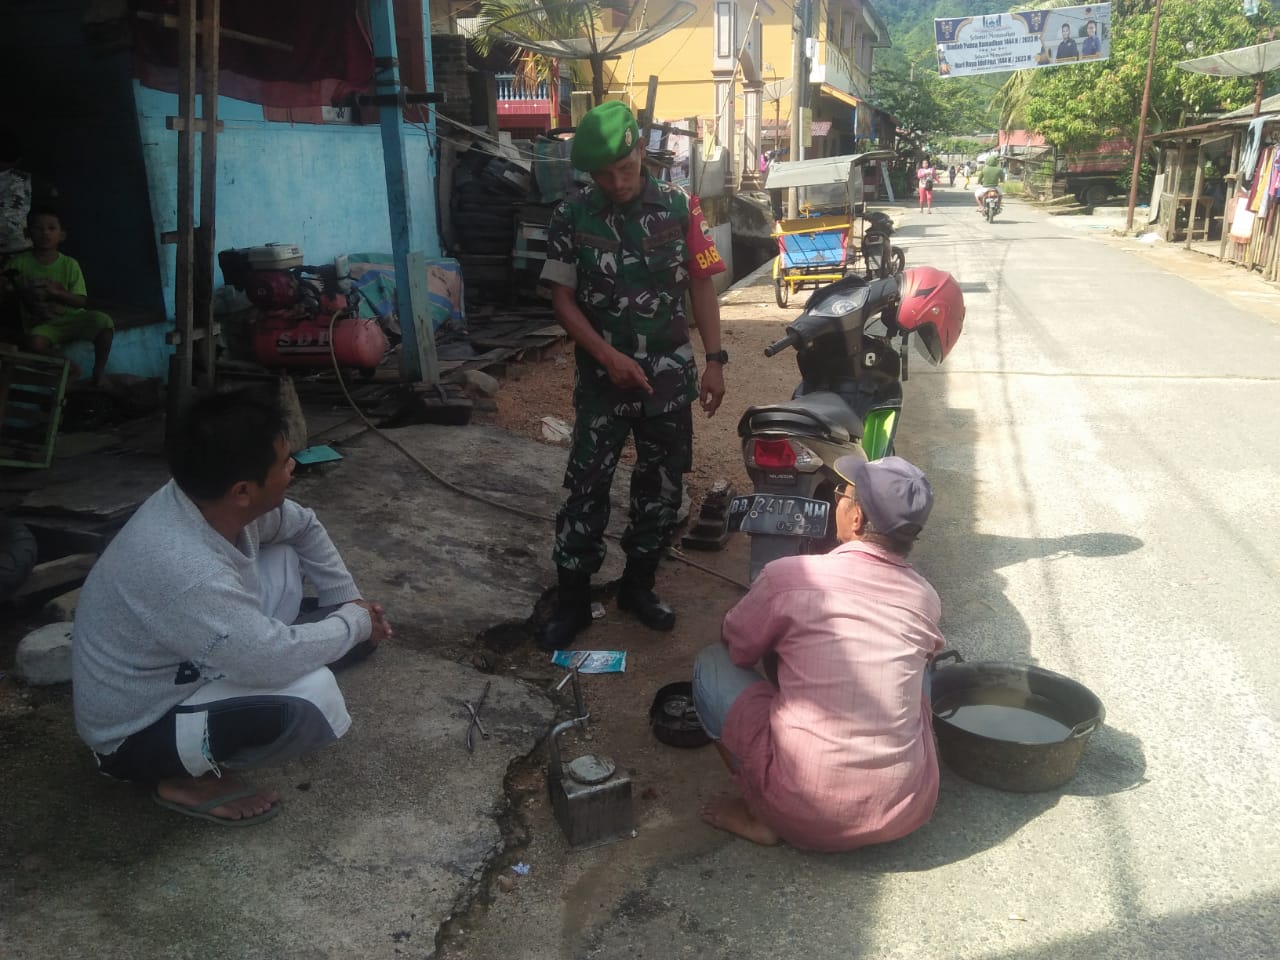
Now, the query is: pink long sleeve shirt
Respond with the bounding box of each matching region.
[721,540,946,852]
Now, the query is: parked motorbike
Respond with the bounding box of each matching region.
[982,188,1003,223]
[730,266,965,581]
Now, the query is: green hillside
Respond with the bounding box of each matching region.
[876,0,1012,73]
[872,0,1012,142]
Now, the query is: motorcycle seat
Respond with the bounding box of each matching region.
[739,390,864,441]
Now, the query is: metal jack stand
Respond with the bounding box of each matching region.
[547,653,636,848]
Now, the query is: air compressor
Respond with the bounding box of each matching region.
[218,244,389,376]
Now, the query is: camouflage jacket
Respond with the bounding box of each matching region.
[541,175,698,417]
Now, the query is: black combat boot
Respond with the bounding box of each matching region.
[536,568,593,651]
[616,556,675,632]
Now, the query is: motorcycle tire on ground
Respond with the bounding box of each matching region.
[748,529,838,582]
[748,532,801,582]
[890,246,906,274]
[0,516,38,603]
[986,204,995,223]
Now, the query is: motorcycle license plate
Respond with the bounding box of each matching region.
[727,494,830,538]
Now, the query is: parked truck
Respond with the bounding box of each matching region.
[1058,137,1131,206]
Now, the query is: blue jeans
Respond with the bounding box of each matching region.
[692,643,771,740]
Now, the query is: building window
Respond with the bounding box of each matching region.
[716,2,734,60]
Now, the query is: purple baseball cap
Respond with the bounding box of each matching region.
[832,455,934,538]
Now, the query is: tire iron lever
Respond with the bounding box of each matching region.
[554,650,591,723]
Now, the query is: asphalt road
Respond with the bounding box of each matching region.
[447,187,1280,959]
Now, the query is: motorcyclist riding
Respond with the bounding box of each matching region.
[974,156,1005,211]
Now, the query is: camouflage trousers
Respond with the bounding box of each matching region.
[552,406,693,574]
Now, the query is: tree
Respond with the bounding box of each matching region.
[873,63,993,157]
[1022,0,1276,149]
[467,0,599,102]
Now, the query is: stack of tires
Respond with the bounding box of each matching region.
[451,148,533,307]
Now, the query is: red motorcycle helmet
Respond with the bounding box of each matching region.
[897,266,964,364]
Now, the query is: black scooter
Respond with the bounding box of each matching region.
[730,268,963,581]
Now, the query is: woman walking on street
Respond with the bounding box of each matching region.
[916,159,935,214]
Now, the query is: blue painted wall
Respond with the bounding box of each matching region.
[133,88,441,318]
[6,0,441,382]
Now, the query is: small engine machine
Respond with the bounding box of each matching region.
[218,244,389,376]
[547,656,636,848]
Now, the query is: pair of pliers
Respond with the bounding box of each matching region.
[465,680,492,753]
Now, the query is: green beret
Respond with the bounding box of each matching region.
[571,101,642,173]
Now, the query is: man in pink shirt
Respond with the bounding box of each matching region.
[693,455,945,850]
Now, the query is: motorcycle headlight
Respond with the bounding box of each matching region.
[808,297,862,319]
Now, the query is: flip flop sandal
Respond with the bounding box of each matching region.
[152,784,282,826]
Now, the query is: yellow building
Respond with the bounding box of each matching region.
[599,0,895,186]
[435,0,894,190]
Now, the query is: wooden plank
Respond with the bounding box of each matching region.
[134,10,292,50]
[164,117,225,132]
[12,553,98,600]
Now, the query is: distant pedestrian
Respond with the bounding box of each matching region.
[948,165,957,187]
[916,159,936,214]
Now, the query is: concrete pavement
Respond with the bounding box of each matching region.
[445,189,1280,959]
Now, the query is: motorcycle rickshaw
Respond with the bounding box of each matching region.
[765,150,902,308]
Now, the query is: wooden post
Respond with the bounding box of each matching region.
[1221,130,1241,261]
[168,0,198,431]
[198,0,221,389]
[1167,139,1186,242]
[1185,140,1205,249]
[1126,0,1164,232]
[369,0,438,383]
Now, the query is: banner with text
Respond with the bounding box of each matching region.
[935,4,1111,79]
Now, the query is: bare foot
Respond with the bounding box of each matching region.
[155,775,280,822]
[701,794,780,846]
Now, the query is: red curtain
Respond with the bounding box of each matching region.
[131,0,374,108]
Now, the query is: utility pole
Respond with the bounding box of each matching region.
[787,0,806,216]
[1126,0,1163,233]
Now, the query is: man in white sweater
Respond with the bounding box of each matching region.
[72,389,391,824]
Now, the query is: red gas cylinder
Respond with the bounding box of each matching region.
[253,314,388,373]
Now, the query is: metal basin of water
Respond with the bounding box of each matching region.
[929,651,1105,793]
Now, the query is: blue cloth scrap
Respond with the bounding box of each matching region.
[293,445,343,465]
[551,650,627,674]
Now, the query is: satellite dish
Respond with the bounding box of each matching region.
[1178,38,1280,77]
[1178,38,1280,116]
[486,0,697,105]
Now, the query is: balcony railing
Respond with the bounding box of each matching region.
[496,73,573,104]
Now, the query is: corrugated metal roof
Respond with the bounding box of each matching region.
[764,151,896,189]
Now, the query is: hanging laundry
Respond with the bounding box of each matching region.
[1239,116,1266,189]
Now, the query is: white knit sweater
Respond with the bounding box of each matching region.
[72,480,370,754]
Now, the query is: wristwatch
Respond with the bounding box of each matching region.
[705,350,729,365]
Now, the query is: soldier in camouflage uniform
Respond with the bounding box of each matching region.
[537,100,727,650]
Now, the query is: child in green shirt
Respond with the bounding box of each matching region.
[9,206,113,386]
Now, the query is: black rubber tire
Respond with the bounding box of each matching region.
[986,204,995,223]
[0,516,38,603]
[890,246,906,274]
[1081,183,1109,207]
[775,279,789,308]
